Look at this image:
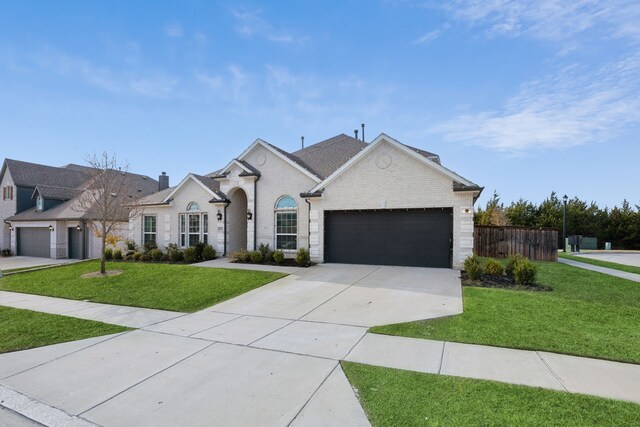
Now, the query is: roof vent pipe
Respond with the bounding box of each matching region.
[361,123,365,142]
[354,129,359,140]
[301,136,304,149]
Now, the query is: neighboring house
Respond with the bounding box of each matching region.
[1,159,160,259]
[131,133,482,268]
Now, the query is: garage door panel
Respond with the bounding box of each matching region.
[17,227,51,258]
[324,209,452,268]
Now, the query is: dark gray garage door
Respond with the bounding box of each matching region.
[17,227,51,258]
[324,208,453,268]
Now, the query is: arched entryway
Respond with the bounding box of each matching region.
[227,187,248,253]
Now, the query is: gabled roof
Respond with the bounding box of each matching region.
[307,133,481,195]
[137,173,226,206]
[2,159,95,189]
[292,134,367,179]
[32,185,83,201]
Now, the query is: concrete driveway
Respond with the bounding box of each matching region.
[0,256,75,272]
[0,263,461,426]
[572,252,640,268]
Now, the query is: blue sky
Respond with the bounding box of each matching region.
[1,1,638,208]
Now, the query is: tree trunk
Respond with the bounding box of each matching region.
[101,223,107,274]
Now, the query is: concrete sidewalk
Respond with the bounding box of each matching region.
[558,258,640,282]
[0,291,183,328]
[345,333,640,404]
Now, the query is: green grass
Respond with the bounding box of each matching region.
[559,252,640,275]
[371,261,640,364]
[1,305,129,353]
[342,362,640,426]
[0,261,286,312]
[2,264,56,274]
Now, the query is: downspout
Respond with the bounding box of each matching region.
[305,199,311,251]
[253,176,260,251]
[224,203,228,256]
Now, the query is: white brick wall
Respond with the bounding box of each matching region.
[308,139,475,268]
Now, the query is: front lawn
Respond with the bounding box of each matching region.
[371,261,640,364]
[342,362,640,426]
[0,261,286,312]
[559,252,640,275]
[1,306,129,353]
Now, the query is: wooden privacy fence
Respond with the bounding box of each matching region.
[474,225,558,262]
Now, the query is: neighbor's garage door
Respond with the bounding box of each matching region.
[17,227,51,258]
[324,209,452,268]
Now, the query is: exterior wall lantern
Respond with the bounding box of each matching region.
[48,225,54,232]
[76,224,82,232]
[8,224,13,231]
[247,210,253,221]
[216,210,223,221]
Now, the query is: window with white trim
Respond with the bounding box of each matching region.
[37,195,43,210]
[143,215,157,244]
[178,202,209,247]
[275,195,297,250]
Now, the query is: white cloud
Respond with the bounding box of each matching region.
[434,54,640,152]
[230,7,307,45]
[413,29,442,44]
[165,24,183,38]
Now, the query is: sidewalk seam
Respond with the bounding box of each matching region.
[535,351,569,392]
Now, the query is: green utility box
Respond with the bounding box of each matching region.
[581,237,598,250]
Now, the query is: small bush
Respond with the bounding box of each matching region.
[250,250,263,264]
[505,254,527,277]
[273,250,285,265]
[194,242,206,260]
[143,240,158,253]
[514,258,537,286]
[1,248,12,256]
[168,248,184,262]
[295,248,311,267]
[150,248,163,262]
[183,247,197,263]
[113,249,123,261]
[202,244,216,261]
[141,253,152,262]
[124,239,137,251]
[133,252,142,261]
[258,243,271,260]
[484,258,504,276]
[231,249,250,263]
[104,248,113,261]
[464,255,483,281]
[160,254,170,262]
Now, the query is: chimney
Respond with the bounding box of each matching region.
[301,136,305,149]
[354,129,359,139]
[159,172,169,191]
[361,123,365,142]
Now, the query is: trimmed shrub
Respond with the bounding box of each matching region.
[183,247,197,263]
[265,250,275,263]
[258,243,271,260]
[202,244,216,261]
[141,253,152,262]
[505,254,527,278]
[231,249,250,263]
[150,248,163,262]
[484,258,504,276]
[273,250,285,265]
[295,248,310,267]
[113,249,123,261]
[1,248,12,256]
[169,248,184,262]
[143,240,158,253]
[194,242,206,260]
[124,239,137,251]
[250,250,263,264]
[464,255,483,281]
[133,252,142,261]
[514,258,537,286]
[160,254,170,262]
[104,248,113,261]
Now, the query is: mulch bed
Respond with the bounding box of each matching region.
[461,271,551,292]
[231,259,309,267]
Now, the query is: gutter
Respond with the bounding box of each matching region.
[253,176,260,251]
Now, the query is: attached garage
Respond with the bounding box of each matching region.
[17,227,51,258]
[324,208,453,268]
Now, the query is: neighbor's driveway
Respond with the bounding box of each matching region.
[0,256,76,272]
[0,263,461,427]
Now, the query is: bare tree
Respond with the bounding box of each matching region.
[74,152,143,274]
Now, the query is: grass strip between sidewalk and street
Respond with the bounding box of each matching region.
[559,252,640,275]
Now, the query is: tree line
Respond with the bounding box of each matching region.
[475,191,640,250]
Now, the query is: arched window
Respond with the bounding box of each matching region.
[186,202,200,212]
[275,196,297,250]
[179,202,208,247]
